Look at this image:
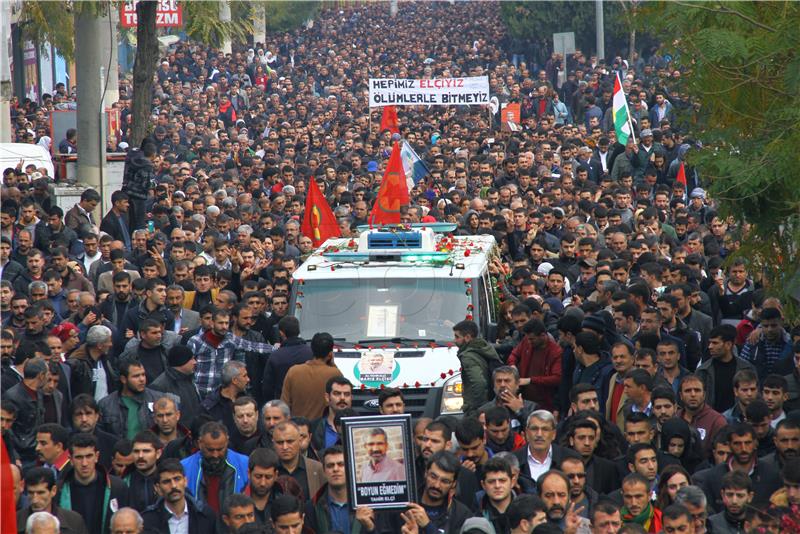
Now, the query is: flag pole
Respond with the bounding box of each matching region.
[627,114,637,145]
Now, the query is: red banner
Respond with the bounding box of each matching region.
[121,0,183,28]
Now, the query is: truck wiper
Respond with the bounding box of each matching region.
[357,337,437,345]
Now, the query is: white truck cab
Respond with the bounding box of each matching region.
[289,224,499,417]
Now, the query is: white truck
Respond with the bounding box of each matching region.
[289,224,499,417]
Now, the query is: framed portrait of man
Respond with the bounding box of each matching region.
[341,413,417,510]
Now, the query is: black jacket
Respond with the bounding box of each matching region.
[161,426,195,461]
[261,336,312,402]
[373,498,474,534]
[1,259,25,287]
[98,388,170,438]
[121,300,175,338]
[122,149,156,199]
[57,465,129,534]
[150,366,202,429]
[5,382,44,462]
[67,347,118,399]
[142,496,217,534]
[513,444,581,494]
[695,459,781,509]
[100,210,131,244]
[125,469,159,513]
[585,454,621,495]
[201,388,237,437]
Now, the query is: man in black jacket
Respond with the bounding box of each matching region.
[142,458,217,534]
[150,346,201,429]
[696,422,781,509]
[513,410,580,494]
[120,278,175,338]
[261,316,312,403]
[407,451,474,533]
[98,359,172,440]
[100,191,132,250]
[57,433,129,534]
[5,357,47,465]
[122,143,157,232]
[127,431,163,513]
[69,394,117,469]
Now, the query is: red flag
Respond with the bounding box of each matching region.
[370,142,410,226]
[380,105,400,135]
[676,162,687,186]
[676,161,687,193]
[1,440,17,534]
[301,178,341,247]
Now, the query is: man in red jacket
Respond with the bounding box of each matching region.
[508,319,562,411]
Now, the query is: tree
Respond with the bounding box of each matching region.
[499,2,633,62]
[182,1,254,49]
[130,0,158,148]
[17,1,77,61]
[264,1,320,33]
[639,1,800,311]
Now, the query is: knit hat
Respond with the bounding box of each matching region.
[168,345,194,367]
[581,314,606,335]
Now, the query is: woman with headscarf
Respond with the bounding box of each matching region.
[37,135,52,153]
[458,209,480,235]
[659,417,707,472]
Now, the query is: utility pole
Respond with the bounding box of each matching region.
[101,5,120,107]
[253,3,266,46]
[596,0,605,61]
[219,1,232,54]
[0,0,12,143]
[75,6,111,217]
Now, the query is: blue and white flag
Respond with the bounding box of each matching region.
[400,140,430,192]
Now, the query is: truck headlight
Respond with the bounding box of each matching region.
[440,374,463,414]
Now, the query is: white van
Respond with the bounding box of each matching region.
[289,224,499,417]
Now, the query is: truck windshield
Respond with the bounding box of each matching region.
[294,277,468,343]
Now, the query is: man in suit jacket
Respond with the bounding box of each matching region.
[142,458,216,534]
[99,191,132,250]
[273,420,325,501]
[514,409,582,494]
[165,285,200,335]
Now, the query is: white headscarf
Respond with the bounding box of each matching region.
[37,136,52,152]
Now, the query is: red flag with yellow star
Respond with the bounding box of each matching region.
[380,105,400,135]
[301,177,341,247]
[370,141,410,226]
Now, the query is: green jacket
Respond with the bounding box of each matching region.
[458,338,502,417]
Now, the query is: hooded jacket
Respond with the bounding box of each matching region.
[659,417,705,472]
[457,338,502,417]
[122,149,156,199]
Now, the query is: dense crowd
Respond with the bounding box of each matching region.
[2,2,799,534]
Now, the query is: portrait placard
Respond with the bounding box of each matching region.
[341,414,417,510]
